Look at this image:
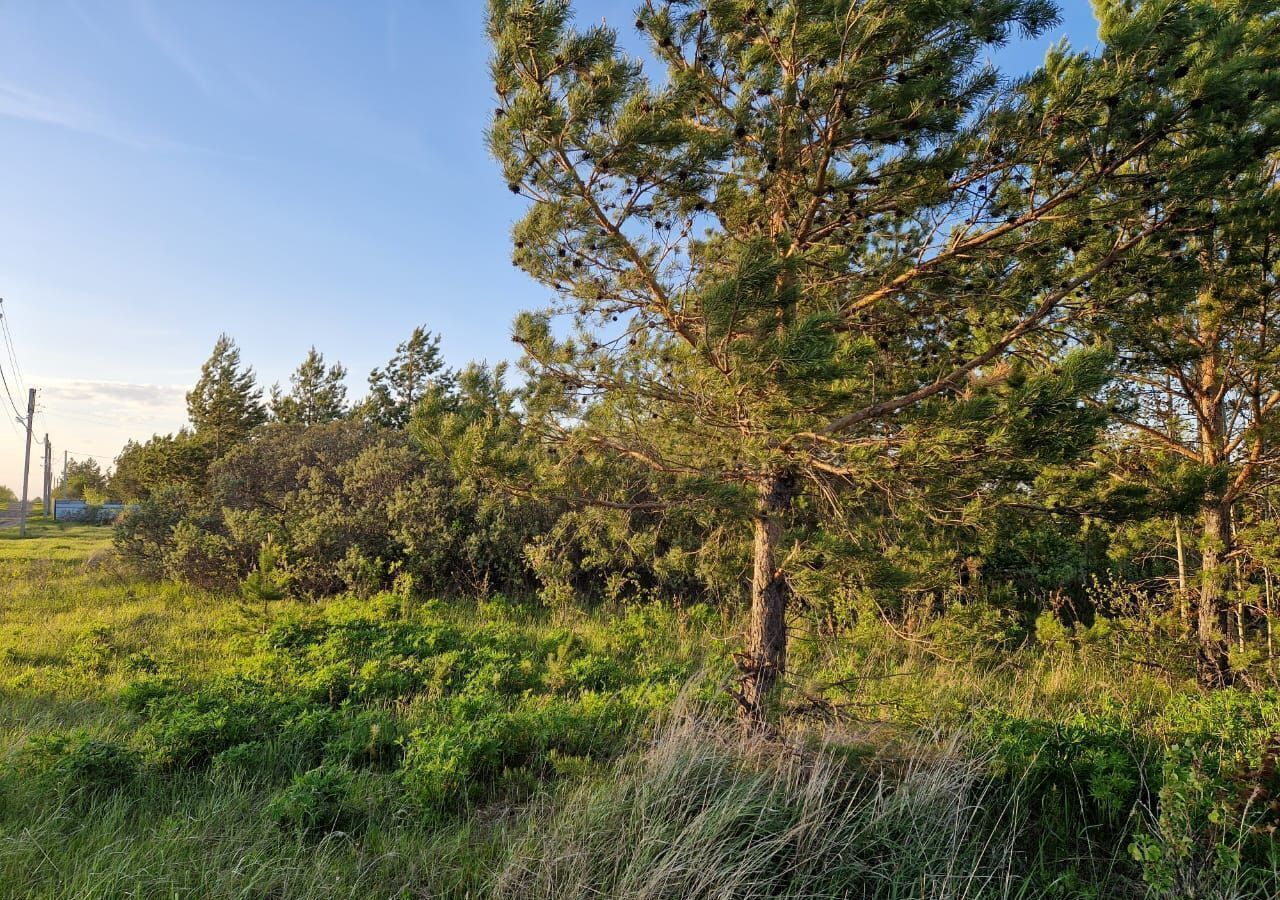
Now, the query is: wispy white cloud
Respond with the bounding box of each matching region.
[0,80,190,151]
[37,378,187,423]
[130,0,222,100]
[130,0,275,107]
[2,379,189,481]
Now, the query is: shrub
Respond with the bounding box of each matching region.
[113,486,191,576]
[211,740,274,775]
[119,674,182,712]
[27,734,141,796]
[266,765,363,837]
[922,599,1026,666]
[164,521,240,591]
[325,710,405,770]
[141,678,300,770]
[67,626,120,676]
[975,710,1150,828]
[1129,691,1280,896]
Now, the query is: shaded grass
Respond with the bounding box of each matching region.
[0,770,505,899]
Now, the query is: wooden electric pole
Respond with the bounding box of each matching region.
[43,435,51,518]
[18,388,34,537]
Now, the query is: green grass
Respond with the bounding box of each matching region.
[0,519,112,557]
[0,528,714,898]
[1,530,1278,898]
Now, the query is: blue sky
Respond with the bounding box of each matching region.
[0,0,1099,493]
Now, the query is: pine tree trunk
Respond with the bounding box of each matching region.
[1175,513,1189,631]
[1197,497,1234,687]
[1266,569,1274,661]
[1235,552,1246,654]
[740,470,794,729]
[1193,312,1234,689]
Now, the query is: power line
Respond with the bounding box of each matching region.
[0,352,23,424]
[64,449,118,463]
[0,300,25,429]
[0,399,18,439]
[0,298,24,390]
[0,373,21,439]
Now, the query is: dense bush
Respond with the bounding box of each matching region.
[114,420,546,598]
[967,691,1280,897]
[24,733,141,797]
[266,765,364,837]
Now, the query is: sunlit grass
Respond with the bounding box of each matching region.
[0,530,1274,898]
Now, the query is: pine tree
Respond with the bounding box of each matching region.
[364,327,455,429]
[56,458,108,501]
[240,538,290,629]
[187,334,267,456]
[271,347,349,425]
[1082,0,1280,686]
[488,0,1233,725]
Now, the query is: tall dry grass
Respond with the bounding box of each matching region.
[497,708,1040,900]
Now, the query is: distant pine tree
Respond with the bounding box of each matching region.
[187,334,267,456]
[56,458,108,501]
[363,327,455,429]
[271,347,349,425]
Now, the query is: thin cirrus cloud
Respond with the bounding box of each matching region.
[130,0,284,108]
[129,0,424,167]
[0,80,189,153]
[130,0,226,103]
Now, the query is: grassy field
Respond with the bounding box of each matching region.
[1,524,1279,898]
[0,523,714,898]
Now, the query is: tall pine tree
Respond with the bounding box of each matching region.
[1085,0,1280,685]
[488,0,1237,724]
[187,334,267,457]
[271,347,349,425]
[364,327,455,429]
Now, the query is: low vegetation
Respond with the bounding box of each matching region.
[0,526,1277,898]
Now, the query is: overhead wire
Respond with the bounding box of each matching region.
[0,370,20,439]
[65,450,118,462]
[0,298,26,435]
[0,356,23,425]
[0,299,24,390]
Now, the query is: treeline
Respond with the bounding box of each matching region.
[109,329,711,609]
[107,0,1280,710]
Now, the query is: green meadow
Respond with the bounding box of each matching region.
[0,524,1276,898]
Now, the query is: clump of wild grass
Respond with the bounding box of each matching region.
[497,708,1032,900]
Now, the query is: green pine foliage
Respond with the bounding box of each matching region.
[13,2,1280,895]
[186,333,267,457]
[485,0,1238,716]
[270,346,349,425]
[363,326,455,429]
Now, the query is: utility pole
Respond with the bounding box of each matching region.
[43,435,51,518]
[18,388,34,537]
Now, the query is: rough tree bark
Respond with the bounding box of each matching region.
[739,470,796,728]
[1197,495,1234,687]
[1194,330,1234,686]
